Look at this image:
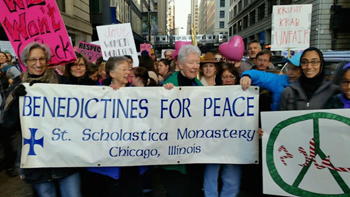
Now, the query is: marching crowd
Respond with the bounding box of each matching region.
[1,40,350,197]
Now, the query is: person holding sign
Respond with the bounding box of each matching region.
[280,47,340,110]
[3,42,81,197]
[163,44,203,197]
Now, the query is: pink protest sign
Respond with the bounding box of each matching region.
[0,0,76,66]
[140,44,151,56]
[77,41,102,62]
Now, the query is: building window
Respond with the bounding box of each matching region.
[238,1,242,12]
[220,0,225,7]
[57,0,66,12]
[267,0,277,15]
[238,20,242,32]
[280,0,292,5]
[243,15,248,28]
[244,0,248,7]
[233,24,237,34]
[258,4,265,21]
[234,6,237,16]
[229,27,232,36]
[249,10,255,25]
[220,21,225,28]
[220,11,225,18]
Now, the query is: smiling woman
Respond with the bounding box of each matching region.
[279,47,340,110]
[61,53,96,85]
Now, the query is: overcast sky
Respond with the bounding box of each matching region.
[174,0,191,35]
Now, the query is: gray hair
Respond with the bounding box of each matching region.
[105,56,129,77]
[177,45,201,63]
[20,42,51,67]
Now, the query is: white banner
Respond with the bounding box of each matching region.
[20,84,259,168]
[96,23,139,66]
[262,109,350,196]
[271,4,312,51]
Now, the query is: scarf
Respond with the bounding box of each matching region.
[22,68,59,84]
[178,71,199,86]
[340,93,350,109]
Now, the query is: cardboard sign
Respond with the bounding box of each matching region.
[271,4,312,51]
[96,23,139,67]
[0,0,76,65]
[77,41,102,62]
[262,109,350,196]
[20,84,260,167]
[140,43,151,56]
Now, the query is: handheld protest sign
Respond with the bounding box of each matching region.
[96,23,139,67]
[77,41,102,62]
[140,44,151,56]
[0,0,77,66]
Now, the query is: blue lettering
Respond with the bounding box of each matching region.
[203,98,212,116]
[247,97,254,116]
[23,96,32,116]
[57,97,66,117]
[139,99,148,118]
[182,98,192,117]
[101,98,111,118]
[130,99,137,118]
[160,99,168,118]
[233,97,245,117]
[67,97,79,118]
[33,96,41,117]
[85,98,98,118]
[213,98,220,117]
[43,97,55,117]
[169,99,181,118]
[82,129,91,141]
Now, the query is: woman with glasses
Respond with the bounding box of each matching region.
[3,42,81,197]
[203,63,241,197]
[280,47,340,110]
[61,53,96,85]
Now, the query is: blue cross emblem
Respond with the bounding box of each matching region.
[23,128,44,156]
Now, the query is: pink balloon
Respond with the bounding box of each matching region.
[173,41,192,59]
[219,35,244,61]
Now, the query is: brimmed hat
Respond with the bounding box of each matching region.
[200,52,219,64]
[283,53,302,66]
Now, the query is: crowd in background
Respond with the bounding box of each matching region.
[0,40,350,197]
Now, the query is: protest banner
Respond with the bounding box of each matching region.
[271,4,312,51]
[0,40,16,58]
[97,23,139,67]
[140,43,151,56]
[19,84,259,168]
[77,41,102,62]
[261,109,350,196]
[0,0,76,65]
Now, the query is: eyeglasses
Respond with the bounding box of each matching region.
[341,80,350,87]
[215,58,223,61]
[222,76,236,80]
[117,67,132,72]
[257,59,269,63]
[300,60,321,67]
[27,58,46,64]
[72,63,86,67]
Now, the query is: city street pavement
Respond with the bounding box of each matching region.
[0,170,33,197]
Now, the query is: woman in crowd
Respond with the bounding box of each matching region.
[61,53,96,85]
[130,67,157,87]
[157,59,173,85]
[163,44,203,197]
[3,42,81,197]
[203,64,241,197]
[279,47,340,110]
[336,62,350,108]
[88,62,101,84]
[240,53,302,111]
[0,51,21,85]
[199,52,219,86]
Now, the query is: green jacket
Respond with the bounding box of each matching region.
[160,71,202,174]
[164,71,203,87]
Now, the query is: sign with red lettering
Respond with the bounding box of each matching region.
[140,44,151,56]
[0,0,76,66]
[271,4,312,51]
[96,23,139,67]
[77,41,102,62]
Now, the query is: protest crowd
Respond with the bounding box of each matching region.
[1,34,350,197]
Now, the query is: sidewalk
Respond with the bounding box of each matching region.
[0,170,33,197]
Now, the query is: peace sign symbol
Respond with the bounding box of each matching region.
[266,112,350,196]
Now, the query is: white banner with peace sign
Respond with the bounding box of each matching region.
[262,109,350,196]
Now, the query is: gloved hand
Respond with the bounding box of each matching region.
[14,84,27,97]
[29,80,44,86]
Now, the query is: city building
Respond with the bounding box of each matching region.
[187,14,192,35]
[228,0,350,51]
[191,0,199,34]
[198,0,230,35]
[0,0,93,46]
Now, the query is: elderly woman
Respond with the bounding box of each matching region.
[3,42,81,197]
[164,45,202,87]
[162,44,203,197]
[101,56,131,89]
[61,53,96,85]
[0,51,21,85]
